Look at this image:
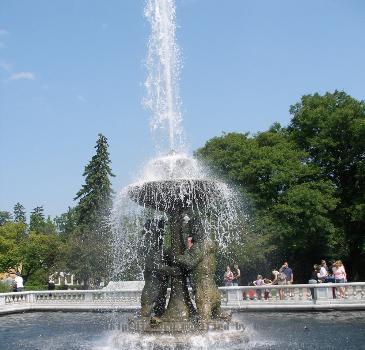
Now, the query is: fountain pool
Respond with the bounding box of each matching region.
[0,311,364,349]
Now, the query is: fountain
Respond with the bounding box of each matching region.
[110,0,247,346]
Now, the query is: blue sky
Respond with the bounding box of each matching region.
[1,0,364,218]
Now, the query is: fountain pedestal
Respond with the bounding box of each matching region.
[128,179,223,325]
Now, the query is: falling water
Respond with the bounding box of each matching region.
[144,0,184,153]
[111,0,246,282]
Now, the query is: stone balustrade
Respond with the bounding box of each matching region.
[1,282,364,315]
[219,282,365,310]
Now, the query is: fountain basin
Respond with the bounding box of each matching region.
[127,179,220,214]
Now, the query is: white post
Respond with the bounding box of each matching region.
[314,285,332,300]
[84,292,93,302]
[226,288,241,306]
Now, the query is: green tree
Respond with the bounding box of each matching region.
[13,203,26,223]
[75,134,115,227]
[21,232,64,285]
[0,222,25,271]
[0,211,13,226]
[71,133,115,287]
[54,207,78,240]
[29,206,45,232]
[43,216,57,235]
[288,91,365,280]
[0,217,64,287]
[197,127,338,281]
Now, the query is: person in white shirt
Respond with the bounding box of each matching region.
[15,272,24,292]
[319,260,328,282]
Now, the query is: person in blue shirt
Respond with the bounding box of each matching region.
[280,262,293,284]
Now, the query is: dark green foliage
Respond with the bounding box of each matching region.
[289,91,365,280]
[54,207,78,240]
[74,133,115,227]
[197,91,364,282]
[29,206,45,232]
[20,231,64,284]
[70,133,115,287]
[0,222,25,271]
[0,220,63,286]
[0,211,13,226]
[13,203,26,223]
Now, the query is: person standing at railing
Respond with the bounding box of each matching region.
[319,260,329,282]
[280,262,294,298]
[232,264,241,286]
[223,266,234,286]
[263,278,272,300]
[14,272,24,292]
[253,275,264,300]
[308,264,320,299]
[271,269,286,300]
[333,260,347,298]
[280,262,293,284]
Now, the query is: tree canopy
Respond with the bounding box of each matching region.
[197,91,364,282]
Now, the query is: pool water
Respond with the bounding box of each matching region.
[0,311,364,350]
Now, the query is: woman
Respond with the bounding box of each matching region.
[333,260,347,298]
[223,266,234,287]
[308,264,320,299]
[318,260,329,282]
[271,269,286,300]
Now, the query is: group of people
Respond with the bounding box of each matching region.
[223,261,293,297]
[1,271,24,292]
[223,264,241,286]
[234,262,294,300]
[309,259,347,298]
[223,259,349,300]
[253,262,294,300]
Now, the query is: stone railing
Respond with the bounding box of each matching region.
[219,282,365,310]
[1,282,365,314]
[0,289,142,314]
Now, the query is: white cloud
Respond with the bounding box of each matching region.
[0,42,5,48]
[0,29,8,36]
[9,72,36,81]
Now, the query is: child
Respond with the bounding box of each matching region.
[253,275,265,300]
[263,278,272,300]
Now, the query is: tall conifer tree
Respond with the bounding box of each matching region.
[29,206,45,232]
[13,202,26,223]
[71,133,115,287]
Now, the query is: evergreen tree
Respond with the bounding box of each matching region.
[74,134,115,227]
[71,133,115,287]
[29,206,45,232]
[13,202,26,223]
[43,216,57,235]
